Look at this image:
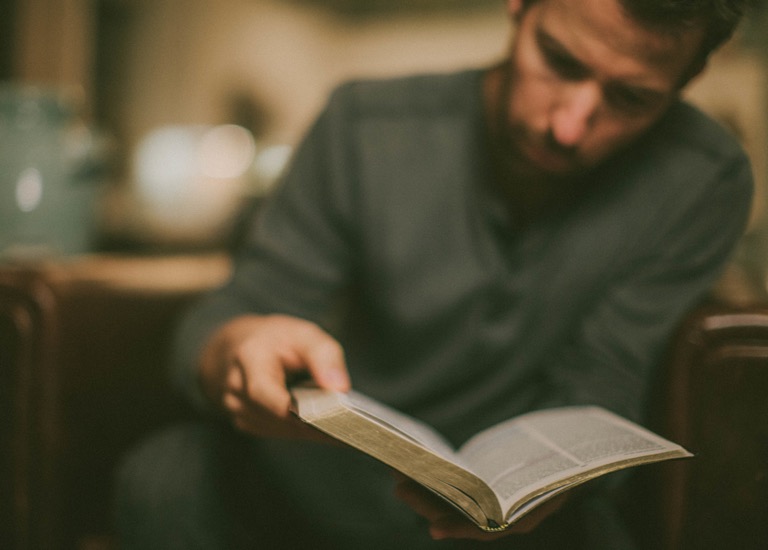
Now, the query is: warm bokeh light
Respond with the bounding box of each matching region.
[199,124,257,180]
[129,124,288,245]
[14,167,44,212]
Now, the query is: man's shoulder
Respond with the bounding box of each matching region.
[328,68,485,119]
[608,99,753,222]
[654,100,748,163]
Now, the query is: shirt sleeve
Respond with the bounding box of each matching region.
[170,84,360,410]
[537,155,753,423]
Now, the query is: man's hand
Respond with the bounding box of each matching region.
[394,476,568,541]
[199,314,350,440]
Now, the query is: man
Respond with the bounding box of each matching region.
[117,1,752,548]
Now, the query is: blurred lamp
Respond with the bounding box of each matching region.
[131,124,260,246]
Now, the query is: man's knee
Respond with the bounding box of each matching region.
[114,423,235,549]
[117,424,212,508]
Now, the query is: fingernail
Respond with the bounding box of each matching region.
[324,369,350,391]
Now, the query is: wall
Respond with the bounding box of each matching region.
[101,0,508,150]
[94,0,509,245]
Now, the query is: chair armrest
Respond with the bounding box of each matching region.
[0,255,230,550]
[648,302,768,550]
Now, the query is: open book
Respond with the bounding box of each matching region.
[290,386,692,532]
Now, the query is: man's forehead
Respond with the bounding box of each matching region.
[535,0,705,84]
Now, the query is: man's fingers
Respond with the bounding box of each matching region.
[225,366,245,394]
[395,479,506,540]
[428,516,505,541]
[504,492,569,534]
[205,314,351,440]
[239,346,293,418]
[288,321,350,392]
[223,390,336,442]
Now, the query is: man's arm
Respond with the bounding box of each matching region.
[538,155,753,423]
[170,84,360,428]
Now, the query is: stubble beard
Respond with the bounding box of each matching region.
[487,62,593,226]
[490,108,589,227]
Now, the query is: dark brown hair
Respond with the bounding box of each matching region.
[617,0,748,63]
[521,0,748,64]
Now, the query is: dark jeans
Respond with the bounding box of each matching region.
[114,421,636,549]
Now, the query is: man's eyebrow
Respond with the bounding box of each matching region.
[534,26,590,77]
[535,27,570,57]
[611,82,666,102]
[535,25,670,100]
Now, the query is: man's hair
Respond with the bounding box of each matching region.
[521,0,748,67]
[617,0,748,63]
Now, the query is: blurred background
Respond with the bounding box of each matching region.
[1,0,513,256]
[0,0,766,270]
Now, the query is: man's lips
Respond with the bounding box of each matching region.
[520,141,576,173]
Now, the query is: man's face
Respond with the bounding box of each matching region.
[499,0,705,181]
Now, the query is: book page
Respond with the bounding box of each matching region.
[293,386,503,527]
[342,391,459,460]
[457,406,689,511]
[296,388,460,461]
[457,418,576,500]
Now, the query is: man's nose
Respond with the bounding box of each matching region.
[550,82,601,147]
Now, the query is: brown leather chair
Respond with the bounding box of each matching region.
[644,304,768,550]
[615,292,768,550]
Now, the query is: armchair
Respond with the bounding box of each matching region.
[1,255,766,549]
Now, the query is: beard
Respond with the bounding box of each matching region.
[488,121,592,228]
[486,64,595,228]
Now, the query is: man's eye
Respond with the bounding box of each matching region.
[542,48,587,80]
[604,86,656,114]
